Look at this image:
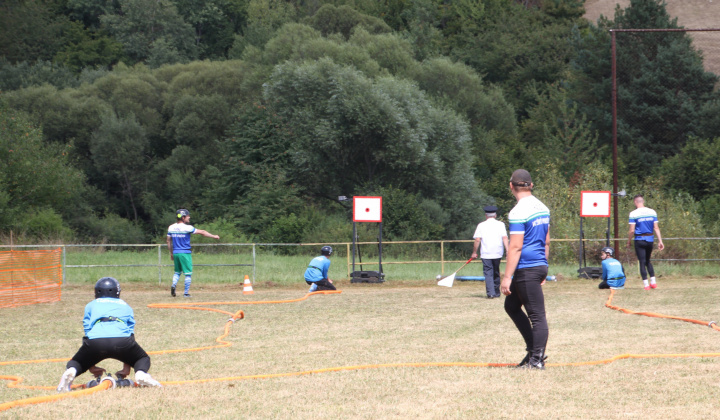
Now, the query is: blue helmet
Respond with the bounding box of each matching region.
[176,209,190,219]
[321,246,333,256]
[95,277,121,298]
[601,247,614,257]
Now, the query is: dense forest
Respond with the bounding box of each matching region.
[1,0,718,251]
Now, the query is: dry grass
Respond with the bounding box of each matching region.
[584,0,720,74]
[2,277,720,419]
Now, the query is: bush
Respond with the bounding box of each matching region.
[75,213,147,244]
[13,208,74,242]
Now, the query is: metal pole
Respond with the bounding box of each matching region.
[352,222,356,275]
[611,29,620,256]
[441,241,444,274]
[62,245,66,285]
[158,244,162,284]
[252,244,256,283]
[378,222,383,275]
[346,243,351,278]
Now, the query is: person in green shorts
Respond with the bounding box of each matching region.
[166,209,220,297]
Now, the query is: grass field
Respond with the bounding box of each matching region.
[2,272,720,419]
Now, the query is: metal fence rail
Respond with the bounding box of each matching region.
[1,237,718,283]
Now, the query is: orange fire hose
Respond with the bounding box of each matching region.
[2,288,720,413]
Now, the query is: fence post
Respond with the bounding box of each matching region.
[441,241,445,275]
[252,244,256,283]
[62,245,66,285]
[158,244,162,284]
[346,243,351,278]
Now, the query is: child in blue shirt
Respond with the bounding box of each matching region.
[598,247,626,289]
[304,246,336,292]
[56,277,161,392]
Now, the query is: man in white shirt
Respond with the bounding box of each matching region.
[471,205,509,299]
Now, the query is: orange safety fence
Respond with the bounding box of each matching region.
[0,248,62,308]
[3,288,720,413]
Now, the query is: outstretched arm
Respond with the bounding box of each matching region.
[195,229,220,240]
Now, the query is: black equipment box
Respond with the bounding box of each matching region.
[577,266,602,279]
[351,271,385,283]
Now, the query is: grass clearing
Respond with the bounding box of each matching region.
[2,275,720,419]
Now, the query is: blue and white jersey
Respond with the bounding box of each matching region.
[629,207,657,242]
[83,297,135,339]
[509,195,550,269]
[167,223,196,254]
[304,255,331,282]
[601,257,626,288]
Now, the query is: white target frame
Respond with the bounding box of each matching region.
[580,191,611,218]
[353,196,382,223]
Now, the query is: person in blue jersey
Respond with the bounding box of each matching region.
[304,246,336,292]
[500,169,551,370]
[167,209,220,298]
[598,247,626,289]
[626,195,664,290]
[56,277,161,392]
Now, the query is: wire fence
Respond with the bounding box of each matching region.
[1,237,719,283]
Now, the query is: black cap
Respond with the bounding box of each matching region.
[510,169,532,186]
[483,205,498,213]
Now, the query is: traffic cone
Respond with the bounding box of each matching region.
[242,275,254,295]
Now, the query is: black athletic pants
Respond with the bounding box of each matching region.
[306,279,336,291]
[504,265,549,356]
[634,240,655,280]
[598,280,611,289]
[66,334,151,375]
[482,258,501,297]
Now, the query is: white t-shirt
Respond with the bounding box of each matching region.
[473,218,508,259]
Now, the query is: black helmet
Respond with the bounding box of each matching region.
[321,246,333,256]
[95,277,121,298]
[177,209,190,219]
[601,247,614,257]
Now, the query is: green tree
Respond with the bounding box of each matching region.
[0,104,87,235]
[0,0,71,63]
[90,112,149,221]
[100,0,198,64]
[570,0,719,178]
[53,22,125,72]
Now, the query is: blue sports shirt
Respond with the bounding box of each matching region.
[304,255,331,282]
[629,207,658,242]
[83,297,135,339]
[508,195,550,269]
[167,223,196,254]
[601,257,626,288]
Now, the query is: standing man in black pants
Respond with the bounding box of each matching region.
[471,205,508,299]
[627,195,664,290]
[500,169,551,370]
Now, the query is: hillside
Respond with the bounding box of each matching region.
[584,0,720,74]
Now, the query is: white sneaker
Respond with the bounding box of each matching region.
[135,370,162,387]
[308,283,318,292]
[57,367,77,392]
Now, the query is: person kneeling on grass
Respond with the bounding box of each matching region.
[304,246,336,292]
[57,277,162,392]
[598,247,626,290]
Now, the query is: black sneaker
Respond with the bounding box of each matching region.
[183,293,191,298]
[171,286,176,297]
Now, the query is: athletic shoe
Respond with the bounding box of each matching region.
[650,283,657,289]
[308,283,318,292]
[644,285,651,291]
[57,367,77,392]
[171,285,176,297]
[183,293,191,298]
[135,371,162,387]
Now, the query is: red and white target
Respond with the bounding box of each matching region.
[353,196,382,222]
[580,191,610,217]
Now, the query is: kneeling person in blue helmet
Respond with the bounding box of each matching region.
[598,247,626,289]
[304,246,336,292]
[56,277,162,392]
